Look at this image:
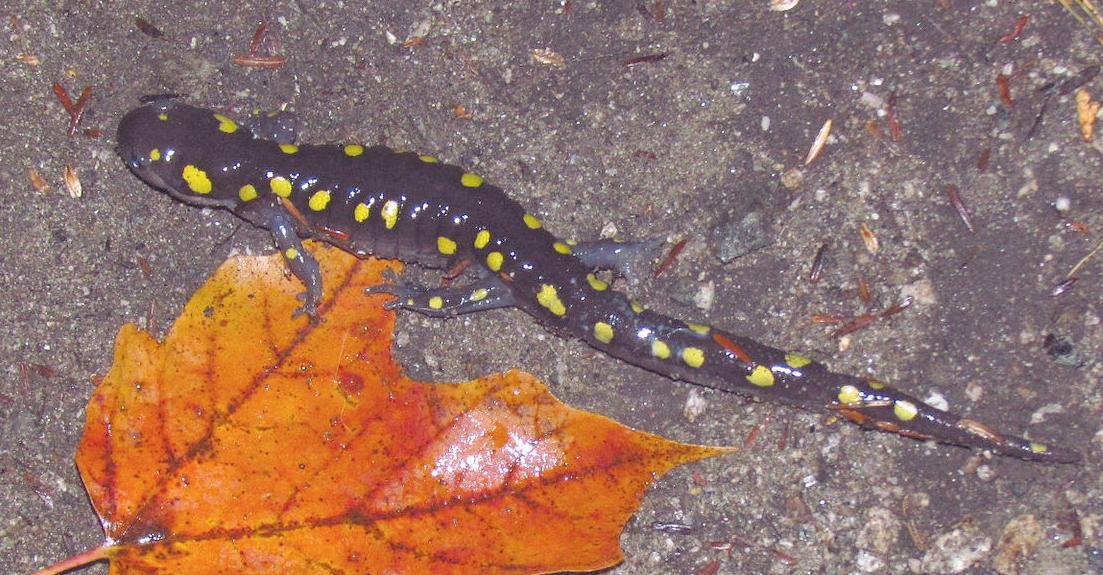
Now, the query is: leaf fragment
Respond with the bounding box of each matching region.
[531,48,565,68]
[1075,88,1100,142]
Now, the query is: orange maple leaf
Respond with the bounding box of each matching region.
[35,243,730,575]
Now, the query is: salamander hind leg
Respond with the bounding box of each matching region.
[245,109,298,144]
[572,237,664,284]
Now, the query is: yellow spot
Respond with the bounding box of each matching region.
[354,203,370,222]
[868,379,886,390]
[747,365,775,387]
[474,229,491,249]
[536,284,566,316]
[149,148,161,161]
[428,296,444,310]
[651,340,671,360]
[181,165,212,194]
[523,213,542,229]
[238,184,258,202]
[586,273,608,291]
[470,288,489,301]
[382,200,399,229]
[785,353,812,369]
[893,400,918,422]
[270,176,292,197]
[486,251,504,271]
[419,154,439,163]
[685,322,710,334]
[594,322,614,344]
[1029,442,1048,454]
[437,236,457,255]
[553,241,572,255]
[344,144,364,157]
[308,190,331,211]
[681,347,705,368]
[284,247,299,260]
[279,143,299,154]
[837,385,861,405]
[213,113,237,133]
[460,172,484,187]
[630,301,645,314]
[157,112,168,121]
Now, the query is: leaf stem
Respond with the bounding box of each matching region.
[27,545,108,575]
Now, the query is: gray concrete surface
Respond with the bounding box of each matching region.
[1,2,1099,574]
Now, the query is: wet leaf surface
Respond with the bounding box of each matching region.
[68,243,728,574]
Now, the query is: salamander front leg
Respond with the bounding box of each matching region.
[366,276,515,318]
[269,211,323,318]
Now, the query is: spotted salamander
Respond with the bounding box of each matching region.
[116,100,1077,463]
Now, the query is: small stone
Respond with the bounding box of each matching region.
[924,391,949,412]
[683,388,709,423]
[856,507,901,555]
[780,167,804,190]
[900,277,938,306]
[920,524,992,573]
[992,514,1043,575]
[693,280,715,311]
[855,550,885,572]
[712,211,771,264]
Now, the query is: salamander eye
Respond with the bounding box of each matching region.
[125,152,154,171]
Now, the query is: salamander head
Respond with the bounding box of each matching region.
[116,99,239,210]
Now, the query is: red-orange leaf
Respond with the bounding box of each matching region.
[50,243,729,575]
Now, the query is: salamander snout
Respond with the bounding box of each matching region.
[115,100,236,209]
